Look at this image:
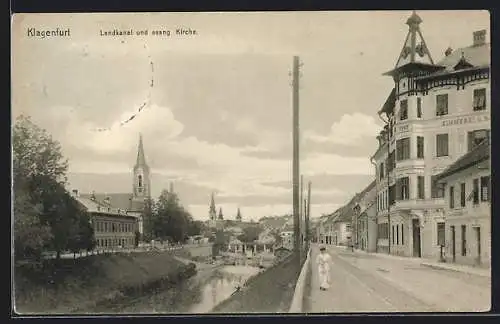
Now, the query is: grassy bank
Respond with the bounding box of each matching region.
[14,250,196,314]
[212,253,301,313]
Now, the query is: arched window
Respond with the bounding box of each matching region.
[138,175,143,188]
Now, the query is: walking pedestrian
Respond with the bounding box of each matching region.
[316,245,332,290]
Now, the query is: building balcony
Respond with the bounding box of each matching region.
[446,202,491,218]
[395,158,425,172]
[392,198,445,211]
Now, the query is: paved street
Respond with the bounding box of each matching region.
[305,245,491,313]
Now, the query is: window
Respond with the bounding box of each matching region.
[437,222,445,246]
[461,225,467,256]
[138,175,143,187]
[378,223,389,239]
[396,225,399,245]
[400,99,408,120]
[468,130,490,152]
[481,176,490,202]
[431,175,445,198]
[473,88,486,111]
[401,224,404,245]
[396,177,410,200]
[436,134,449,157]
[460,183,466,207]
[473,179,479,205]
[417,176,425,199]
[417,98,422,118]
[389,185,396,205]
[449,186,455,209]
[416,136,424,158]
[396,137,411,161]
[436,94,449,116]
[379,162,385,180]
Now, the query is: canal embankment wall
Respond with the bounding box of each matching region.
[211,253,302,313]
[14,249,197,314]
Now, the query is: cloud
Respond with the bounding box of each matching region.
[304,113,382,146]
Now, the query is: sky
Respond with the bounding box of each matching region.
[12,11,490,221]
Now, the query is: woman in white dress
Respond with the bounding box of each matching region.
[316,246,332,290]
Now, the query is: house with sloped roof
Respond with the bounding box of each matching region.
[371,11,490,259]
[435,139,490,267]
[72,192,138,249]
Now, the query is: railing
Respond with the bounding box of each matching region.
[289,247,312,313]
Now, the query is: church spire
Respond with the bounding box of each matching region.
[209,192,217,220]
[136,133,148,168]
[133,133,151,199]
[236,207,242,221]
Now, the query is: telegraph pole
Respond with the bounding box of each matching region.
[292,56,301,262]
[300,174,304,250]
[306,181,311,250]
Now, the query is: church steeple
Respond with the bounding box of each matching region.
[133,133,151,199]
[136,133,147,168]
[236,207,242,222]
[209,192,217,221]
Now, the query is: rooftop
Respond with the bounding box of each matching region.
[79,192,146,212]
[436,139,490,182]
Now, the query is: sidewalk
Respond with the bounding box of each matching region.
[330,245,490,278]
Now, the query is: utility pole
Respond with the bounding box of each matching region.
[300,174,304,252]
[292,56,301,262]
[306,181,311,252]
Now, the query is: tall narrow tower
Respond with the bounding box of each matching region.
[209,192,217,221]
[133,134,151,199]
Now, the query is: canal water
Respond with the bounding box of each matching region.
[92,265,261,314]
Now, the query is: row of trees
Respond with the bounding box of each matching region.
[13,116,95,262]
[142,190,203,243]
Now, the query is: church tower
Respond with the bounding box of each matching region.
[133,134,151,199]
[208,192,217,228]
[209,192,217,220]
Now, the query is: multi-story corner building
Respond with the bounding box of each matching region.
[371,11,490,258]
[436,140,490,267]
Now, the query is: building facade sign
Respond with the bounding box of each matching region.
[396,124,410,133]
[441,114,489,127]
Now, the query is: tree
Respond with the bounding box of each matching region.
[13,190,52,260]
[187,220,203,237]
[142,198,155,242]
[13,115,94,261]
[152,190,192,243]
[237,225,263,243]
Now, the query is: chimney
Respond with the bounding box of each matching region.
[473,30,486,46]
[72,189,79,197]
